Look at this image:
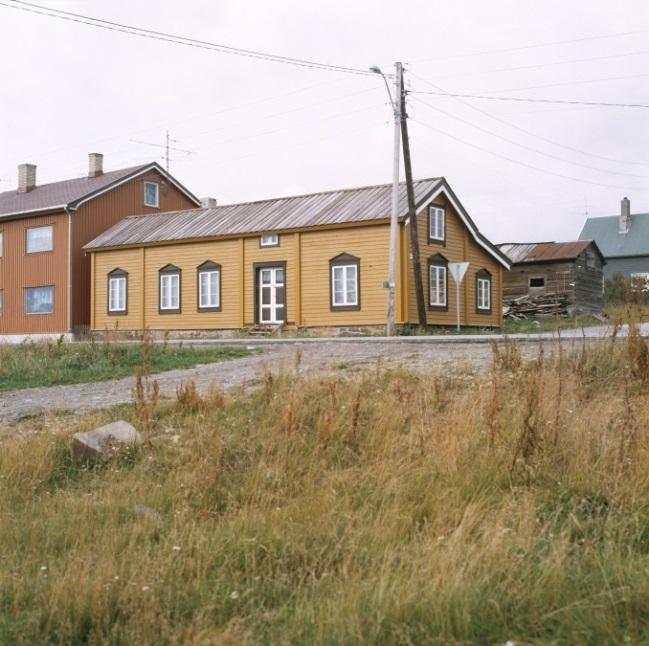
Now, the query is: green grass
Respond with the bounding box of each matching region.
[0,340,251,392]
[3,332,649,643]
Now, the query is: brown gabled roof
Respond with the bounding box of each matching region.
[0,162,200,219]
[84,177,511,269]
[498,240,604,264]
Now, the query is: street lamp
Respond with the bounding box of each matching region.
[371,63,402,336]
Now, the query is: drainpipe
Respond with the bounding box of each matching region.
[65,206,72,337]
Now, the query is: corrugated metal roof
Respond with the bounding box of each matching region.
[579,213,649,258]
[0,164,147,217]
[85,177,511,269]
[498,240,597,263]
[85,178,444,248]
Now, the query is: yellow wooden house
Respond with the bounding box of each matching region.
[84,178,510,332]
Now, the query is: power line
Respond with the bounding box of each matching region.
[409,70,648,167]
[421,48,649,80]
[491,73,649,94]
[410,96,649,179]
[412,27,649,62]
[412,117,648,191]
[0,0,375,76]
[410,89,649,109]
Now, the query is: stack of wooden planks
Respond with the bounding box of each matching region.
[503,292,571,320]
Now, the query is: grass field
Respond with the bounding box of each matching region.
[0,338,250,392]
[3,330,649,644]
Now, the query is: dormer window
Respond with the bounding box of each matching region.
[260,234,279,247]
[144,181,159,208]
[428,206,445,243]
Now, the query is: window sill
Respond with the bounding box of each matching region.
[198,306,222,313]
[159,308,181,315]
[428,304,448,312]
[330,304,361,312]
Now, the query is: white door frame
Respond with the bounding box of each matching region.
[257,265,285,324]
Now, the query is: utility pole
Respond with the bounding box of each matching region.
[399,67,427,329]
[385,62,402,336]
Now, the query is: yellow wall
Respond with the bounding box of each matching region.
[92,224,394,330]
[90,204,503,331]
[404,194,502,327]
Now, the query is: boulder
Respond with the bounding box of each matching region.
[71,420,143,463]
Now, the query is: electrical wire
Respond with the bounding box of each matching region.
[409,71,648,167]
[412,117,648,191]
[410,96,649,179]
[412,27,649,63]
[420,48,649,80]
[490,72,649,94]
[410,90,649,109]
[0,0,375,76]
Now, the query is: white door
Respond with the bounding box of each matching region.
[259,267,285,323]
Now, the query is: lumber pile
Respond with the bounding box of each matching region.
[503,292,570,320]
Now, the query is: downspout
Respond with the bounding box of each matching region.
[65,206,72,337]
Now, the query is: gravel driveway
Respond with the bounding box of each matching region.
[0,339,555,424]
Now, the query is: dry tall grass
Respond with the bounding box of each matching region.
[3,332,649,644]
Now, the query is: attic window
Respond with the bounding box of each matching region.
[260,234,279,247]
[144,181,159,208]
[529,277,545,288]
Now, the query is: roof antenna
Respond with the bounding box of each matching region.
[130,130,195,171]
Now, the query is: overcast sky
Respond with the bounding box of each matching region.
[1,0,648,244]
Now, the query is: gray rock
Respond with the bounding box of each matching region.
[71,420,143,463]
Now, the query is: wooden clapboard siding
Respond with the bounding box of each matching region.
[71,169,197,330]
[0,211,69,335]
[243,235,297,325]
[93,248,143,331]
[405,195,502,327]
[88,195,504,331]
[300,224,390,326]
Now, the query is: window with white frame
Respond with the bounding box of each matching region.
[198,261,221,310]
[330,253,360,309]
[159,265,181,311]
[25,286,53,314]
[26,225,53,253]
[428,257,447,307]
[260,234,279,247]
[144,181,159,207]
[428,206,445,242]
[476,270,491,312]
[108,269,127,313]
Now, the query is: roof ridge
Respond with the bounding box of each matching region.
[0,162,150,198]
[111,177,445,223]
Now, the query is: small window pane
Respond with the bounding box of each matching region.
[25,286,53,314]
[144,182,159,207]
[275,268,284,284]
[529,277,545,288]
[26,226,53,253]
[260,234,278,247]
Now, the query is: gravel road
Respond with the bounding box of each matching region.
[0,339,557,424]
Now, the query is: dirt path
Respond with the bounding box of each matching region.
[0,340,539,424]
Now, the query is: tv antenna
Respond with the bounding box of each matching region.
[130,130,195,171]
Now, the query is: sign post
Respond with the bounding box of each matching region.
[448,262,469,332]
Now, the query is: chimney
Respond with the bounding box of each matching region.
[620,197,631,234]
[17,163,37,193]
[88,153,104,178]
[201,197,217,208]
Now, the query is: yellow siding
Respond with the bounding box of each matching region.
[243,235,297,325]
[300,224,390,326]
[94,249,142,331]
[89,210,502,331]
[144,240,242,330]
[405,195,502,327]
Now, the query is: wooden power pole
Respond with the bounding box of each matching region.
[399,67,427,329]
